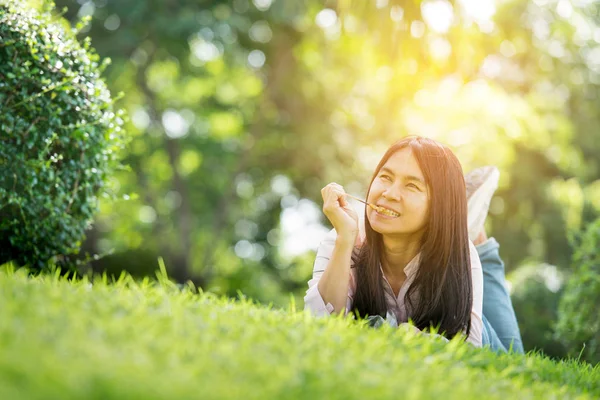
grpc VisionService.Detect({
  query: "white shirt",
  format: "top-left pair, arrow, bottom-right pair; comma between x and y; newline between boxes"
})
304,226 -> 484,347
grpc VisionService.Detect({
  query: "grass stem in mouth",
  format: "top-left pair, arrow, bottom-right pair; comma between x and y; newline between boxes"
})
345,194 -> 398,216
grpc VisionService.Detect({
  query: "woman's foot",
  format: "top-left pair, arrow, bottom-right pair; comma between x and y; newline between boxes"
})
465,166 -> 499,242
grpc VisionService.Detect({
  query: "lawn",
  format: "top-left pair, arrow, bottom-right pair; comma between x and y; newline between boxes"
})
0,264 -> 598,399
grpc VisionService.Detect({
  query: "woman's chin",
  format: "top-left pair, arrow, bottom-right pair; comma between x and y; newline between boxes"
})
368,216 -> 399,234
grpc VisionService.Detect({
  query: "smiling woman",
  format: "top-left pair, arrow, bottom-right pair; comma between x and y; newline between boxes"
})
304,136 -> 524,354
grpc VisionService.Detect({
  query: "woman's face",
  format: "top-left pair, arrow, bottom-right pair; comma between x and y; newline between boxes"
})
366,147 -> 430,238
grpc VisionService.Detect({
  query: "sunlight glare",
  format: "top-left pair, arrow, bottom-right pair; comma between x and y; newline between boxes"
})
316,9 -> 337,29
429,37 -> 452,60
458,0 -> 496,22
421,0 -> 454,34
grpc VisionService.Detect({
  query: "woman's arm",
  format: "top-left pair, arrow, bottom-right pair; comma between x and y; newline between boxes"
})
304,229 -> 357,316
316,235 -> 355,313
305,183 -> 362,316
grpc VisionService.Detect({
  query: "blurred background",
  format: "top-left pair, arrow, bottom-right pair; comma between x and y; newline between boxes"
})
39,0 -> 600,359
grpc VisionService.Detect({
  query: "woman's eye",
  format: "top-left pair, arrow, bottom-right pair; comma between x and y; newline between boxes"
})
380,175 -> 391,181
407,183 -> 420,190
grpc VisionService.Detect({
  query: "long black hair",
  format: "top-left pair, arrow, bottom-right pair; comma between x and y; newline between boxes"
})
351,136 -> 472,340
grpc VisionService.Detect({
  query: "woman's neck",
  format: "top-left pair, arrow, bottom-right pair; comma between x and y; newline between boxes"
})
381,235 -> 421,278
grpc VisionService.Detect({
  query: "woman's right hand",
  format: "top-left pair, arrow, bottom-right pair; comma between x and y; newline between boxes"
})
321,183 -> 359,244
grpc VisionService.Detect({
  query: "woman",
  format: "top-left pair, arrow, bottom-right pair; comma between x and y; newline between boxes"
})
304,136 -> 523,352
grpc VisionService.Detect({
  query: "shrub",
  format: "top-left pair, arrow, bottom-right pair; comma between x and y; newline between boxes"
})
555,218 -> 600,365
509,263 -> 567,360
0,1 -> 126,271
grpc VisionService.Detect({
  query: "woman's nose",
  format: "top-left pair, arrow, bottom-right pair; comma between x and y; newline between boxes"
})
382,185 -> 402,201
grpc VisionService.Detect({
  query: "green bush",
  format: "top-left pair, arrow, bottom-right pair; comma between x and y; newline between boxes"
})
555,218 -> 600,365
509,263 -> 567,360
0,1 -> 126,270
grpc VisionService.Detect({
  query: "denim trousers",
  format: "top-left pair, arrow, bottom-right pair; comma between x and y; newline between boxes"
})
478,237 -> 524,354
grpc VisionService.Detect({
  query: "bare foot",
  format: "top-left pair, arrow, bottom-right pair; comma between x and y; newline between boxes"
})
473,228 -> 488,246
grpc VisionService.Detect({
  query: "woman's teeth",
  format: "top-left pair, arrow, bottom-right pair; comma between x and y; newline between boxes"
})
374,206 -> 400,217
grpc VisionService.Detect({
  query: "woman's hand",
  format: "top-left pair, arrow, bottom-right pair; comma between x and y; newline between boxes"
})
321,182 -> 359,245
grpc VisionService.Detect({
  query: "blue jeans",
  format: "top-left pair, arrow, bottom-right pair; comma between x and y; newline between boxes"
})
478,238 -> 524,354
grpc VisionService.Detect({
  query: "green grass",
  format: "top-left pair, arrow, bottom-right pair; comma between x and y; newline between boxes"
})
0,265 -> 598,400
